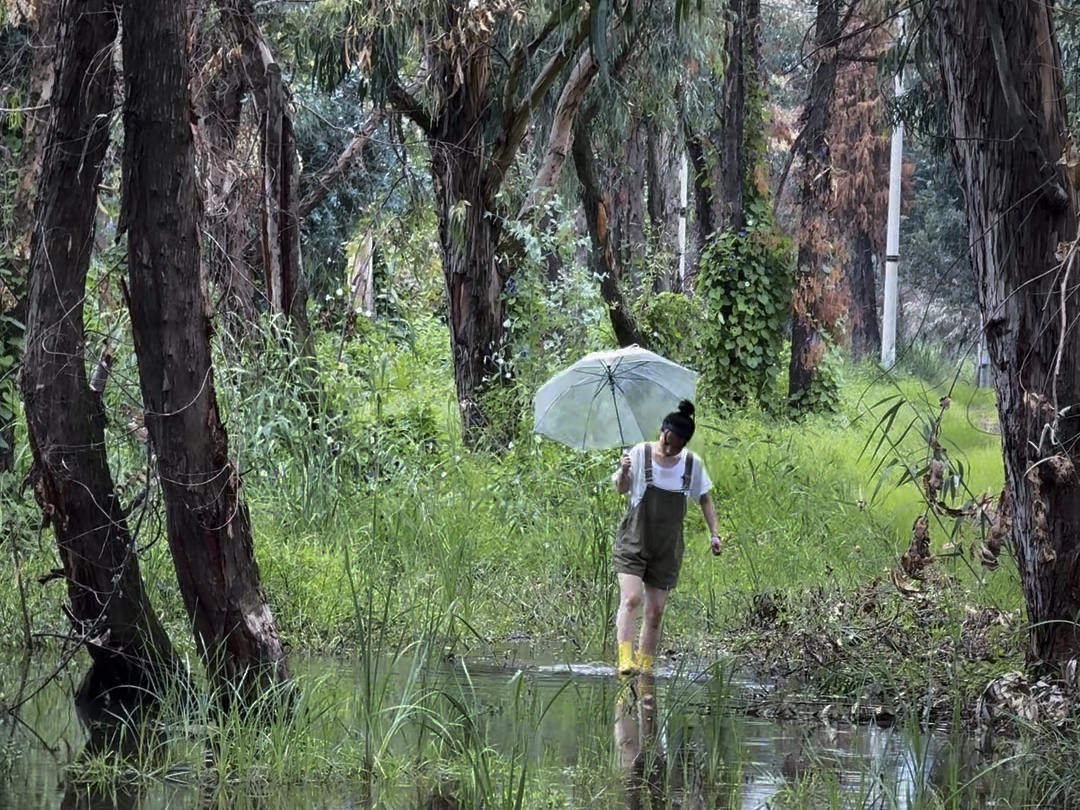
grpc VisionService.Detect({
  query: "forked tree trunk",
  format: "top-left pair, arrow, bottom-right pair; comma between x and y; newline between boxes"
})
386,2 -> 586,442
934,0 -> 1080,667
121,0 -> 289,700
21,0 -> 177,694
789,0 -> 842,405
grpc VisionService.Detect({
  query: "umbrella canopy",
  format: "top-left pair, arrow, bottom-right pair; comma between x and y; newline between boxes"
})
533,346 -> 697,450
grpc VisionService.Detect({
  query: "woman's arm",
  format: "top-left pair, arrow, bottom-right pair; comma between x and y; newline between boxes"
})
699,492 -> 719,535
700,492 -> 722,555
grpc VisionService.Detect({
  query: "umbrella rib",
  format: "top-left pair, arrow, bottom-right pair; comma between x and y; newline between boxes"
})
583,374 -> 620,448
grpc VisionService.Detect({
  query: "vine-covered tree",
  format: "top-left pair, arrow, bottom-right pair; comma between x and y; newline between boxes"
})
687,0 -> 793,408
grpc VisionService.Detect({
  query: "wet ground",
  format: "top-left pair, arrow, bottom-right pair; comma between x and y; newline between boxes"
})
0,649 -> 1022,809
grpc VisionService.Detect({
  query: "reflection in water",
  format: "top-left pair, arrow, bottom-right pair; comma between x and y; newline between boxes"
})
615,674 -> 665,809
59,661 -> 166,810
0,652 -> 1032,810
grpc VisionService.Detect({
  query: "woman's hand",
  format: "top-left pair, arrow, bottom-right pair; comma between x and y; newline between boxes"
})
710,534 -> 723,556
614,451 -> 632,494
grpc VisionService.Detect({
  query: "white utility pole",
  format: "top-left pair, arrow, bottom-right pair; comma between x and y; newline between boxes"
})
678,151 -> 689,289
881,72 -> 904,370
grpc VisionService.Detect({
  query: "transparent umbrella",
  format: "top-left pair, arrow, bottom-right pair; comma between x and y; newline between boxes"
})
533,346 -> 697,450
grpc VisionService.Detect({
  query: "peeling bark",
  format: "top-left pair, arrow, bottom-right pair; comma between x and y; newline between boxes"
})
388,3 -> 587,442
520,47 -> 599,221
789,0 -> 843,404
191,27 -> 260,333
122,0 -> 289,701
220,0 -> 314,357
934,0 -> 1080,667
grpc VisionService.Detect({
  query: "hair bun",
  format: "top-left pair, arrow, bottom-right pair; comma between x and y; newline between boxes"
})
677,399 -> 695,418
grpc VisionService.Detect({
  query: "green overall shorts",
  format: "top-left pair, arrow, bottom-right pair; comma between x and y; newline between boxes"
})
614,444 -> 695,590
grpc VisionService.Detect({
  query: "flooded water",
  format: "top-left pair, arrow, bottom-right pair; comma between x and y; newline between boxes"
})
0,650 -> 1024,809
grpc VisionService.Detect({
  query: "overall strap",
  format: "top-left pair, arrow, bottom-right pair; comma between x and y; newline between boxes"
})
681,453 -> 695,494
643,443 -> 654,485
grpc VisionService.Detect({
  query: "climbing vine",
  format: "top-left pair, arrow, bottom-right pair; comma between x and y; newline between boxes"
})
696,199 -> 793,409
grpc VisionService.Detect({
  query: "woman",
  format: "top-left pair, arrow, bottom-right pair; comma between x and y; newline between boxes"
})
611,400 -> 721,675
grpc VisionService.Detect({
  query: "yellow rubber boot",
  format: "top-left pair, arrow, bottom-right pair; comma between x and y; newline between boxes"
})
636,652 -> 654,675
617,641 -> 637,675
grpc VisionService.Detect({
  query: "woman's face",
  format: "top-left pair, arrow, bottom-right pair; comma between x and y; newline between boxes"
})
658,429 -> 685,457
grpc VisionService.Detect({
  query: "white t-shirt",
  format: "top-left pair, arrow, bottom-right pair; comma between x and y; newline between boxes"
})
612,442 -> 712,509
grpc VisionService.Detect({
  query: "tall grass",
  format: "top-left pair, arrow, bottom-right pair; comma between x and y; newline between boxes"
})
2,308 -> 1048,806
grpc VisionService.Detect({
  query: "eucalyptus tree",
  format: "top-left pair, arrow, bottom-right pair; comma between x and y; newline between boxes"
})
569,0 -> 720,347
302,0 -> 700,441
122,0 -> 291,698
930,0 -> 1080,668
21,0 -> 178,699
826,1 -> 893,361
787,0 -> 844,409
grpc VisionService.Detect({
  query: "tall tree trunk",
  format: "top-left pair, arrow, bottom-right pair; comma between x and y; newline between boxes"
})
681,0 -> 762,288
573,114 -> 648,348
385,3 -> 586,442
845,228 -> 880,360
423,2 -> 512,440
1,0 -> 56,473
684,123 -> 715,258
192,30 -> 260,335
934,0 -> 1080,667
121,0 -> 290,700
21,0 -> 177,695
645,119 -> 680,293
223,0 -> 316,373
430,129 -> 506,434
789,0 -> 843,405
715,0 -> 752,233
609,120 -> 650,296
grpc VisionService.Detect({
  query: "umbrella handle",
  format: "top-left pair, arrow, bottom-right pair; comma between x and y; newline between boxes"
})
608,369 -> 626,448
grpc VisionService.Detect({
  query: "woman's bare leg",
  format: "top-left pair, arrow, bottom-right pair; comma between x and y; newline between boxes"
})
616,573 -> 644,643
638,584 -> 669,659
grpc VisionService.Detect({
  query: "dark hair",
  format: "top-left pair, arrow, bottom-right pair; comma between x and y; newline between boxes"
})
662,399 -> 696,443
